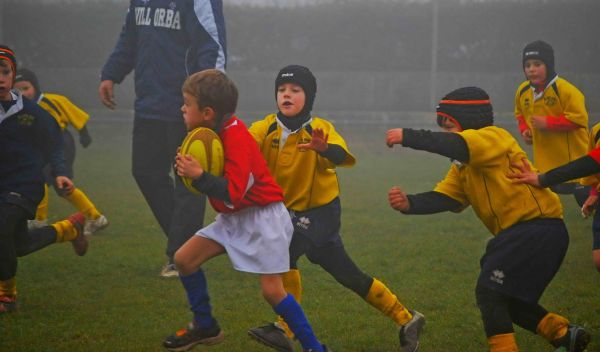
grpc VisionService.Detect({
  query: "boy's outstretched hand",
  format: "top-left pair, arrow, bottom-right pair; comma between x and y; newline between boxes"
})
388,186 -> 410,212
175,153 -> 204,179
386,128 -> 403,148
507,158 -> 541,187
298,128 -> 328,152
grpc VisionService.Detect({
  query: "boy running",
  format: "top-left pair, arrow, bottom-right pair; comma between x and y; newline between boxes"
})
0,45 -> 88,314
164,69 -> 329,352
248,65 -> 424,352
14,68 -> 108,235
386,86 -> 590,352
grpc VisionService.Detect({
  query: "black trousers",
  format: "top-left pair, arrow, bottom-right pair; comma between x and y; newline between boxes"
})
131,117 -> 206,260
0,203 -> 57,281
289,231 -> 373,298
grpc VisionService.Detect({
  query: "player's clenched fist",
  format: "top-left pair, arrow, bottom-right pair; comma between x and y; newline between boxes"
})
386,128 -> 404,148
388,186 -> 410,212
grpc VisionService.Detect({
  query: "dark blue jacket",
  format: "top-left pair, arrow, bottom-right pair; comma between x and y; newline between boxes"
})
101,0 -> 227,121
0,91 -> 66,215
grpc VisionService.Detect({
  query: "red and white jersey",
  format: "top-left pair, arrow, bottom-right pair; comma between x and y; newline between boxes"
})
209,116 -> 284,213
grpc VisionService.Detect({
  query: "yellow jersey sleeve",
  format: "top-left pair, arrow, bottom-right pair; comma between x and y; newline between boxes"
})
433,165 -> 469,208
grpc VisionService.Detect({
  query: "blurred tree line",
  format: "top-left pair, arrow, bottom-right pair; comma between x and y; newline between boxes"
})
3,0 -> 598,73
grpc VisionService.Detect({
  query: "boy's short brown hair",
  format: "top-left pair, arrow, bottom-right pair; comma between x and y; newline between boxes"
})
183,69 -> 238,119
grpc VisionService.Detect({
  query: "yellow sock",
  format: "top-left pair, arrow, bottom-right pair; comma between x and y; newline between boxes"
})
276,269 -> 302,339
365,278 -> 412,325
35,184 -> 49,221
537,312 -> 569,342
65,188 -> 101,219
0,278 -> 17,297
488,333 -> 519,352
52,220 -> 78,242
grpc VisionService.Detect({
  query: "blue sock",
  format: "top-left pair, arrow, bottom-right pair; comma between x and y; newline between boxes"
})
274,294 -> 322,352
179,269 -> 216,329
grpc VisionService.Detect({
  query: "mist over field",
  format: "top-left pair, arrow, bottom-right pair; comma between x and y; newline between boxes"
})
1,0 -> 598,122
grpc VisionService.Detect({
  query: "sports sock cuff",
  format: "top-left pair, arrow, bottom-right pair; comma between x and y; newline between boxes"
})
274,294 -> 322,351
66,188 -> 101,219
52,220 -> 77,242
488,333 -> 518,352
537,312 -> 569,342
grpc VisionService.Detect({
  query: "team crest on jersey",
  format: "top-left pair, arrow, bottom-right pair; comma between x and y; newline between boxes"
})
298,137 -> 310,152
523,98 -> 530,110
544,96 -> 557,107
17,114 -> 35,126
271,138 -> 279,149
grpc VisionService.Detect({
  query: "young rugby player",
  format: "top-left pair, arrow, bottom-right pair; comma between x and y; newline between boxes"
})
515,40 -> 590,206
164,69 -> 329,352
0,46 -> 88,314
386,86 -> 590,352
509,122 -> 600,273
248,65 -> 424,352
14,68 -> 108,235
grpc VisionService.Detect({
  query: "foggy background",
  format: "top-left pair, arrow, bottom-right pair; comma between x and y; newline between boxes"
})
1,0 -> 598,125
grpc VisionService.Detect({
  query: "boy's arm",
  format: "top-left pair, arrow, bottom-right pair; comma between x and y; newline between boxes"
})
318,144 -> 347,165
404,191 -> 463,214
184,0 -> 227,72
191,173 -> 230,201
538,152 -> 600,187
400,128 -> 470,162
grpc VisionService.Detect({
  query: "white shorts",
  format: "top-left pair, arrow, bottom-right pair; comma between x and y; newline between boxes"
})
196,202 -> 293,274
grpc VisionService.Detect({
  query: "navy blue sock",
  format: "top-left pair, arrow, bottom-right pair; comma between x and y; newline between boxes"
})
179,269 -> 216,329
274,294 -> 322,351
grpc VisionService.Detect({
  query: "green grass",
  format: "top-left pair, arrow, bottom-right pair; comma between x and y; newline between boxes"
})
1,119 -> 599,351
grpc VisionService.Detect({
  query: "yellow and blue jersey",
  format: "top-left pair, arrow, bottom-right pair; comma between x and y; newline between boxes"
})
434,126 -> 563,235
249,114 -> 355,212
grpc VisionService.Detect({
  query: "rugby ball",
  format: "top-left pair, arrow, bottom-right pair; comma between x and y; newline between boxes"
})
179,127 -> 224,195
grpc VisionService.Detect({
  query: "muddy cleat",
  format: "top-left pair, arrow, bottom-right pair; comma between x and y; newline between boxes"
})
84,214 -> 109,236
67,212 -> 88,256
163,322 -> 224,351
159,262 -> 179,278
552,325 -> 591,352
248,323 -> 294,352
399,310 -> 425,352
0,295 -> 17,314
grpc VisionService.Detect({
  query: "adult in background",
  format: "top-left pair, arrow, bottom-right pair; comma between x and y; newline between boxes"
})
99,0 -> 226,277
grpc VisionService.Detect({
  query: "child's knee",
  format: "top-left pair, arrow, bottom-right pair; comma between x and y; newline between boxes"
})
173,251 -> 191,273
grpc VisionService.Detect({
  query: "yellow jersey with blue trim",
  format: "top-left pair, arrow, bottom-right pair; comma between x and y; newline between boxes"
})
37,93 -> 89,131
434,126 -> 563,235
514,76 -> 589,173
249,114 -> 355,212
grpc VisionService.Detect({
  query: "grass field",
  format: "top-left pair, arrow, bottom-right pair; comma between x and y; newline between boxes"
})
1,114 -> 599,352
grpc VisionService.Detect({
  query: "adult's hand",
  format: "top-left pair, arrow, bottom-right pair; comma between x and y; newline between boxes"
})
99,80 -> 116,109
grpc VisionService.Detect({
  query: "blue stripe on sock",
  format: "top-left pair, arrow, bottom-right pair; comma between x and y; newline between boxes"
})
179,269 -> 216,329
274,294 -> 322,351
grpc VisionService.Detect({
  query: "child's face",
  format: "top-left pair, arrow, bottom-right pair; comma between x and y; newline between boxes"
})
277,83 -> 306,117
14,80 -> 36,100
524,59 -> 547,85
181,92 -> 216,130
438,116 -> 462,132
0,61 -> 14,101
